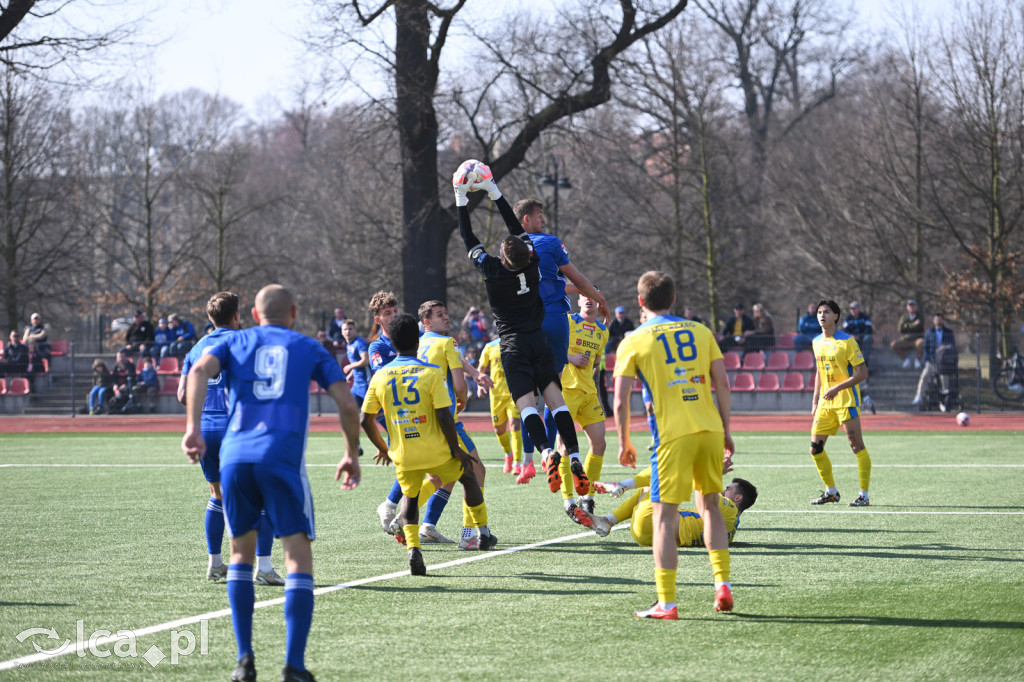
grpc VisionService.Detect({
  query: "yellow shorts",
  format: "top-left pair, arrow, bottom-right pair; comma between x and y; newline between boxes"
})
649,431 -> 724,505
563,388 -> 606,427
812,405 -> 860,436
489,392 -> 520,426
629,498 -> 705,547
395,457 -> 464,499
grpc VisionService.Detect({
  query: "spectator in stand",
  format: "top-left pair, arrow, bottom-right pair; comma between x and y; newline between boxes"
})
22,313 -> 51,362
682,306 -> 706,326
152,317 -> 173,359
110,349 -> 137,412
326,307 -> 348,354
607,306 -> 635,353
124,309 -> 155,357
747,303 -> 776,352
462,306 -> 491,349
1,330 -> 30,376
842,301 -> 874,366
891,299 -> 925,369
464,346 -> 481,396
136,356 -> 160,413
164,313 -> 197,359
912,312 -> 959,410
316,330 -> 334,355
88,358 -> 113,414
794,302 -> 822,352
719,303 -> 754,353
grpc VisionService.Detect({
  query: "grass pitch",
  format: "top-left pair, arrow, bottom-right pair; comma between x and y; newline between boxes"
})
0,429 -> 1022,680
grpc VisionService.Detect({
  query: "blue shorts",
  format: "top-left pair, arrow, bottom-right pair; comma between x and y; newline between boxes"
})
200,428 -> 225,483
543,312 -> 570,375
455,421 -> 476,453
220,463 -> 315,540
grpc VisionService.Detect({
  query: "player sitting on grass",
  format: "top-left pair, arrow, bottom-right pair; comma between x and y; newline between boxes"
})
361,313 -> 496,574
579,456 -> 757,547
808,298 -> 874,508
454,160 -> 588,497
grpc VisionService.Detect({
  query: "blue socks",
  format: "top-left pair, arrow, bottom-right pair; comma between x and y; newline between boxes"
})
543,406 -> 558,447
227,564 -> 255,658
386,479 -> 403,505
423,488 -> 451,526
205,497 -> 224,555
257,512 -> 273,558
284,573 -> 315,672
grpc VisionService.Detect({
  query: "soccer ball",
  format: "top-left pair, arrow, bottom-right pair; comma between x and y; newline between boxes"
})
956,411 -> 970,427
453,159 -> 492,190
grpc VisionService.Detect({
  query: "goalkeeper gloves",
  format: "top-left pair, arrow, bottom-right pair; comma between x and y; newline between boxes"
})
470,162 -> 502,200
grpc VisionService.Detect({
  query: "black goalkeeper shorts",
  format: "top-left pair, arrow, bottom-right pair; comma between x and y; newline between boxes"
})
499,328 -> 561,402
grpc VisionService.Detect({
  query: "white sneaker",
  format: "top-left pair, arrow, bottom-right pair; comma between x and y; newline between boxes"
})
902,358 -> 912,369
457,529 -> 480,551
254,568 -> 286,586
575,508 -> 614,537
419,525 -> 455,544
377,501 -> 397,534
388,515 -> 402,537
914,358 -> 922,369
206,563 -> 228,581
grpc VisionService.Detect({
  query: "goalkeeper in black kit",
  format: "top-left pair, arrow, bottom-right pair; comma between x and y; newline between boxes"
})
453,160 -> 588,496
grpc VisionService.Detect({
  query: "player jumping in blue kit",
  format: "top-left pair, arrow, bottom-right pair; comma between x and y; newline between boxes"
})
179,292 -> 283,585
182,284 -> 361,682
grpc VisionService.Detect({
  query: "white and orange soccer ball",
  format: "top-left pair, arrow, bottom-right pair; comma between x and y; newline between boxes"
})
453,159 -> 492,191
956,411 -> 970,427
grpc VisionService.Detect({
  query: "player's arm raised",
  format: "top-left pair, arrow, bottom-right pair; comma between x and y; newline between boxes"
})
181,353 -> 219,463
327,379 -> 362,490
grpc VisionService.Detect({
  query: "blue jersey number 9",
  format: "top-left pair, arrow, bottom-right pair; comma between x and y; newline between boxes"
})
655,330 -> 697,364
254,346 -> 288,399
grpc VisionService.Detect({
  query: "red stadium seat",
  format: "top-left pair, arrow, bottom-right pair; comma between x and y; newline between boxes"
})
157,356 -> 180,375
742,351 -> 765,371
731,372 -> 755,392
765,351 -> 790,371
50,339 -> 69,356
791,351 -> 815,371
0,378 -> 6,394
157,375 -> 178,395
781,372 -> 806,391
7,377 -> 29,395
778,332 -> 797,350
723,352 -> 741,371
756,373 -> 780,391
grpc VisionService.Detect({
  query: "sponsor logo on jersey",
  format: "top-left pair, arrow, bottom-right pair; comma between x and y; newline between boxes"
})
413,415 -> 428,424
404,432 -> 420,439
683,394 -> 699,401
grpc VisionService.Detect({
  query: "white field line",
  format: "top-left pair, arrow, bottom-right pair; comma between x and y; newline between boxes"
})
746,509 -> 1024,515
2,462 -> 1023,469
0,529 -> 593,672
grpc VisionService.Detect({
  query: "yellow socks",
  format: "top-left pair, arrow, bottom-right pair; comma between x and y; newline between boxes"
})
812,451 -> 835,488
854,448 -> 871,492
467,501 -> 488,528
462,486 -> 483,527
404,524 -> 421,550
584,452 -> 602,494
512,430 -> 523,463
654,568 -> 677,605
496,430 -> 511,454
708,548 -> 730,583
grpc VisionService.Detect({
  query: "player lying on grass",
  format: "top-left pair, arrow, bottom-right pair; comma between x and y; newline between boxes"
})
454,160 -> 589,497
361,313 -> 496,575
578,456 -> 757,547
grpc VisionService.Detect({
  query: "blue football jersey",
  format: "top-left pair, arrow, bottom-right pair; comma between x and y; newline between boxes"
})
346,335 -> 372,397
205,325 -> 345,468
526,232 -> 571,313
368,334 -> 397,375
182,327 -> 235,431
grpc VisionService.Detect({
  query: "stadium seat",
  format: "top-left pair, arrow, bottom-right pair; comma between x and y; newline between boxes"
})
0,378 -> 6,394
157,356 -> 180,375
766,351 -> 791,371
792,351 -> 815,371
781,372 -> 806,391
723,352 -> 741,371
731,372 -> 755,392
741,351 -> 765,371
157,375 -> 178,395
7,377 -> 29,396
756,373 -> 780,391
778,332 -> 797,350
50,339 -> 69,356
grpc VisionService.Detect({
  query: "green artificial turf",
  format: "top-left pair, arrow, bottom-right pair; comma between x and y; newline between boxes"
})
0,430 -> 1021,680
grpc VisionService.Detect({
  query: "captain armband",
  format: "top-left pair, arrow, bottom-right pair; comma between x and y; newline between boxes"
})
468,245 -> 485,261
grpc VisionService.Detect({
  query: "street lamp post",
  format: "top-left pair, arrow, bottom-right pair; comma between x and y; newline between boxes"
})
537,155 -> 572,236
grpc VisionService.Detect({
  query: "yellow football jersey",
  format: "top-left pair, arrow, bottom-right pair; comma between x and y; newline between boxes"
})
479,339 -> 510,400
362,357 -> 453,470
812,331 -> 864,409
561,313 -> 609,394
417,331 -> 464,415
613,314 -> 724,442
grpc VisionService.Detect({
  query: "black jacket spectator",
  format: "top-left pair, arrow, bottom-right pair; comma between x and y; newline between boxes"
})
125,310 -> 155,355
607,307 -> 635,353
2,331 -> 30,376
